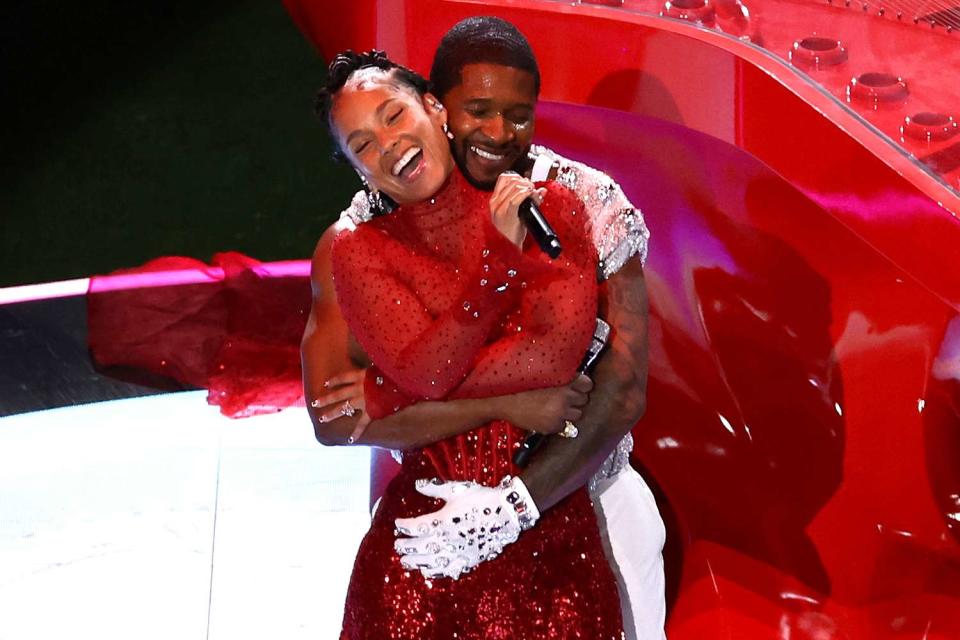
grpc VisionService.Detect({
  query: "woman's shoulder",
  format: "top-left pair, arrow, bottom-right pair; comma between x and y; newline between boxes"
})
328,216 -> 376,262
533,180 -> 597,264
329,210 -> 413,272
537,180 -> 588,231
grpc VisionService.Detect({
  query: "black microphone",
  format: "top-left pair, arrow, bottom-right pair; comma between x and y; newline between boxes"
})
509,157 -> 563,259
513,318 -> 611,468
519,198 -> 562,259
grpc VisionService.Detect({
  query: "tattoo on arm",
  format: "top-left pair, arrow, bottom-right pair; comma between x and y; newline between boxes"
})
607,259 -> 648,315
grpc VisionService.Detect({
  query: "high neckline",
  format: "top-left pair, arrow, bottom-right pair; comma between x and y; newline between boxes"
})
396,168 -> 478,231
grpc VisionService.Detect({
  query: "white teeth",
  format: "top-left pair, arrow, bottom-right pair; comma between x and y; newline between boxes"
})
471,146 -> 505,161
392,147 -> 421,176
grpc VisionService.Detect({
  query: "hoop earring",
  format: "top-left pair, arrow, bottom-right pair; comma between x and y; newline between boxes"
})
442,122 -> 454,140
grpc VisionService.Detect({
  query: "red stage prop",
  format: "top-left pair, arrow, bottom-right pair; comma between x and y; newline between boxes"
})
282,0 -> 960,637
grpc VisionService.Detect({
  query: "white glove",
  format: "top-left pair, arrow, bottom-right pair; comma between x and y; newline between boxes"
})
394,475 -> 540,580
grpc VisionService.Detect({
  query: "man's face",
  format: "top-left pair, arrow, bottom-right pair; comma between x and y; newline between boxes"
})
442,63 -> 537,190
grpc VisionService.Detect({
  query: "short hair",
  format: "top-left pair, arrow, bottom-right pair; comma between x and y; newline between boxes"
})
430,17 -> 540,100
314,50 -> 430,161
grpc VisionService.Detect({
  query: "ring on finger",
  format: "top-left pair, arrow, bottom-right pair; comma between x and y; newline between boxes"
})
559,420 -> 579,439
341,400 -> 358,417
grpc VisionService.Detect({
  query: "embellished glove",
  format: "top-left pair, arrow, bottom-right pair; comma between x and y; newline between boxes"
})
393,475 -> 540,580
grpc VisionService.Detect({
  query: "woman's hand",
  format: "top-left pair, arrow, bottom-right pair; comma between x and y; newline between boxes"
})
489,172 -> 545,249
310,368 -> 371,442
499,374 -> 593,434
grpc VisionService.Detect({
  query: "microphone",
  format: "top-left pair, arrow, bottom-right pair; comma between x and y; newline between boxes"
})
519,199 -> 562,259
513,318 -> 611,468
518,152 -> 562,258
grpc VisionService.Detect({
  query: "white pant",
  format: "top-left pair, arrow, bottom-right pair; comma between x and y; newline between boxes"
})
590,466 -> 667,640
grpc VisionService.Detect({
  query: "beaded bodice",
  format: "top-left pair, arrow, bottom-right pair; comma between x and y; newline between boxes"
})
331,170 -> 598,484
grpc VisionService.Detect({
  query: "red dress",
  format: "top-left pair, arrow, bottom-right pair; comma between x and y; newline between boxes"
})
331,170 -> 624,639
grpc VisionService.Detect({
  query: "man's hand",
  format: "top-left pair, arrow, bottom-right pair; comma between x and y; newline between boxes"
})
309,368 -> 370,441
501,374 -> 593,434
394,476 -> 539,579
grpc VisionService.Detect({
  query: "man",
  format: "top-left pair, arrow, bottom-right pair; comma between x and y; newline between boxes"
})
301,17 -> 665,639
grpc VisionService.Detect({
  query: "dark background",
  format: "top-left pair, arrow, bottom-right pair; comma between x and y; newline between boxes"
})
1,0 -> 355,287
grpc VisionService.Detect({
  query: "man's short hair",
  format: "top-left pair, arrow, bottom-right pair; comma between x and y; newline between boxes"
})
430,16 -> 541,100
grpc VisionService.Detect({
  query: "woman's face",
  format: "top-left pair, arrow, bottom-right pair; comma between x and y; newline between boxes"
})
331,69 -> 454,205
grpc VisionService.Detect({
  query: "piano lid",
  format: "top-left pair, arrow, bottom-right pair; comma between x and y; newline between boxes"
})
575,0 -> 960,199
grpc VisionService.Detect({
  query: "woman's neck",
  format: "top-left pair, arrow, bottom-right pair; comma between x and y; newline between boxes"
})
394,168 -> 478,231
404,169 -> 464,210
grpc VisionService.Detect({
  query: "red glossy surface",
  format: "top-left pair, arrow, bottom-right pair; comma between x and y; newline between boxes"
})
537,101 -> 960,638
284,0 -> 960,636
286,0 -> 960,306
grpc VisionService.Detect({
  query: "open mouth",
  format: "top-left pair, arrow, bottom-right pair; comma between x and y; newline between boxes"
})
392,147 -> 424,181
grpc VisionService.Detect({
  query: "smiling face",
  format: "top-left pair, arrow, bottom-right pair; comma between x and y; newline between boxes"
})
330,68 -> 454,205
441,63 -> 538,190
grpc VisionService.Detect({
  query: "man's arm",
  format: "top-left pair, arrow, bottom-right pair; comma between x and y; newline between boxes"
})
520,256 -> 649,510
321,384 -> 588,450
302,224 -> 358,445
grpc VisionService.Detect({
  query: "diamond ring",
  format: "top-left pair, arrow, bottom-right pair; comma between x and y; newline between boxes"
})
341,400 -> 358,417
559,420 -> 579,438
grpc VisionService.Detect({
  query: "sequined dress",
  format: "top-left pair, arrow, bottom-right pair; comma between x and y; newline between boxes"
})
331,170 -> 624,639
338,144 -> 650,483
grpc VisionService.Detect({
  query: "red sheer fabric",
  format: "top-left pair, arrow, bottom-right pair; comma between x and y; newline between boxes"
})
87,252 -> 310,417
332,171 -> 622,639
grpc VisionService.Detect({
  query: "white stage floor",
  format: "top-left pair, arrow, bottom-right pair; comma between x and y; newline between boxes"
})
0,392 -> 370,639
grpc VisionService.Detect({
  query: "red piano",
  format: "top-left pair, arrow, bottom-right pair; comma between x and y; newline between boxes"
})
283,1 -> 960,637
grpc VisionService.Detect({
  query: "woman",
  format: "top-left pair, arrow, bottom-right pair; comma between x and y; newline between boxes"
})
317,50 -> 624,638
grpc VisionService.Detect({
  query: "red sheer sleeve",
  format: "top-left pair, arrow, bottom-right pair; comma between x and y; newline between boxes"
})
332,219 -> 541,408
451,182 -> 599,398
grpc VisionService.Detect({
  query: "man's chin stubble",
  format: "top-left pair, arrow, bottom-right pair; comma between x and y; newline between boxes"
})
452,149 -> 498,191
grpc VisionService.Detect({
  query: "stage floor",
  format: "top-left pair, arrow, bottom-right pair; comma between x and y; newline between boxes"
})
0,392 -> 370,639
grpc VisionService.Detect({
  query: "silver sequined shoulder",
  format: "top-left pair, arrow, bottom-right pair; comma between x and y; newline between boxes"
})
340,190 -> 374,226
530,145 -> 650,280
